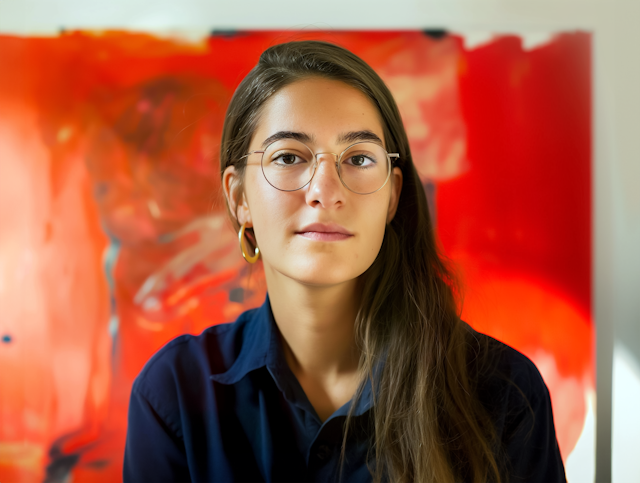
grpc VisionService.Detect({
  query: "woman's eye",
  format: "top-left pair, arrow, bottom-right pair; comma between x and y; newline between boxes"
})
345,154 -> 375,167
273,153 -> 304,166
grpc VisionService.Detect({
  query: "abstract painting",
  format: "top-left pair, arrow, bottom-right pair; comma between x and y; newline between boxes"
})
0,30 -> 592,482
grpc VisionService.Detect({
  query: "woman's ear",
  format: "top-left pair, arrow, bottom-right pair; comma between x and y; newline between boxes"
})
386,166 -> 403,224
222,165 -> 252,227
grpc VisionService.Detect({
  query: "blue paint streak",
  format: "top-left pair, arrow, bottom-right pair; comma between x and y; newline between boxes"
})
102,232 -> 121,357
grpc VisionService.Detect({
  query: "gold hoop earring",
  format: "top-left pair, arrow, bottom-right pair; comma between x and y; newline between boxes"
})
238,222 -> 260,264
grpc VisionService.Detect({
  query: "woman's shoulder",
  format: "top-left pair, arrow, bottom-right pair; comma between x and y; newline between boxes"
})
462,326 -> 566,480
464,323 -> 549,399
133,306 -> 263,397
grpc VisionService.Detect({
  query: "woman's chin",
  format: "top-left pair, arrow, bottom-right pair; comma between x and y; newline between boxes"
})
268,256 -> 370,288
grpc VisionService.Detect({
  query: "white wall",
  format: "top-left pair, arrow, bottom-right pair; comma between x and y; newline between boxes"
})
1,1 -> 638,481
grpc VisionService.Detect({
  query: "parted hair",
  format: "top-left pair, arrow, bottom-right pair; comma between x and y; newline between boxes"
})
220,40 -> 503,483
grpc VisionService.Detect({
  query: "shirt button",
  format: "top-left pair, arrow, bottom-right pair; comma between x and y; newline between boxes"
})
316,444 -> 332,461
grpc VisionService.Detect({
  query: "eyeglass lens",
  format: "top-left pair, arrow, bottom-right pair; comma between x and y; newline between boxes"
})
260,139 -> 390,194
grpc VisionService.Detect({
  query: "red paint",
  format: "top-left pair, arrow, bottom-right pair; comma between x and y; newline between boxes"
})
0,31 -> 592,481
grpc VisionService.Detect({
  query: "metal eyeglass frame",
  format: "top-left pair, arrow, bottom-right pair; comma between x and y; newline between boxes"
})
241,140 -> 400,195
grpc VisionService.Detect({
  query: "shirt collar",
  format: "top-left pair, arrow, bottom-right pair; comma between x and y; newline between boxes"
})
210,294 -> 373,417
208,295 -> 273,385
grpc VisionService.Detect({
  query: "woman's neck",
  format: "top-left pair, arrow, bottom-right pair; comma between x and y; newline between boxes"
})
263,263 -> 363,421
266,266 -> 362,421
266,267 -> 362,378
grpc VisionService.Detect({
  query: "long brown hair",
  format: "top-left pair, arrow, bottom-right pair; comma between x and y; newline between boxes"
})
220,40 -> 502,483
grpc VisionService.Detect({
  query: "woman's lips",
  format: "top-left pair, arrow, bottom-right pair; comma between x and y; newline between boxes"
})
296,222 -> 354,241
297,231 -> 353,241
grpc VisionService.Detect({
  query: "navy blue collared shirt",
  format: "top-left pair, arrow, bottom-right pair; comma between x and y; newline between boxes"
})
124,296 -> 566,482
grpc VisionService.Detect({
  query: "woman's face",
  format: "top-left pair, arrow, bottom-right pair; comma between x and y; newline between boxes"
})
224,77 -> 402,288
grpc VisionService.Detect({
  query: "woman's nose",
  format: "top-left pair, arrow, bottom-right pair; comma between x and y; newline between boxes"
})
305,153 -> 345,208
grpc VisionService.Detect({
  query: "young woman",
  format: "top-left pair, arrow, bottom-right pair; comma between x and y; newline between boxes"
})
124,41 -> 566,483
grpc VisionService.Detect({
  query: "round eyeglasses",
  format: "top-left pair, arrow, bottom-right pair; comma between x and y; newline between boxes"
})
242,139 -> 399,195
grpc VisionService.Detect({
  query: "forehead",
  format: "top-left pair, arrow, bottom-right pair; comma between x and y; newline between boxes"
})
253,77 -> 385,146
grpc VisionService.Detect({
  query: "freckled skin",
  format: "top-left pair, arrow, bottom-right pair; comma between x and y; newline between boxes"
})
226,78 -> 402,288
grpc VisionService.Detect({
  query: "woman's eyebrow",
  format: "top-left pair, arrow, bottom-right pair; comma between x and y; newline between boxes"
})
337,130 -> 383,144
261,131 -> 314,148
261,130 -> 382,148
